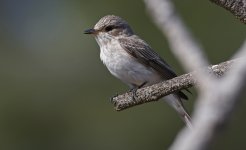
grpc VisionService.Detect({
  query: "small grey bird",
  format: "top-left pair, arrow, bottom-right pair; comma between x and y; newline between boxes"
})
84,15 -> 192,128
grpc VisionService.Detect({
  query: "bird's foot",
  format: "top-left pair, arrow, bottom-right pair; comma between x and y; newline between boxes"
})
128,88 -> 138,102
128,82 -> 147,102
110,93 -> 118,104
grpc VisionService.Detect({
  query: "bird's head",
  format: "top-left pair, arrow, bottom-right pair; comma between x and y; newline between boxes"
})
84,15 -> 134,40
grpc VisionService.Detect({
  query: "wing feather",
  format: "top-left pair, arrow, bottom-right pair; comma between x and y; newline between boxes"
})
119,36 -> 189,100
119,36 -> 177,79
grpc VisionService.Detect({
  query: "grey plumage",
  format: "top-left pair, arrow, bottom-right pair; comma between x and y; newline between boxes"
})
84,15 -> 192,128
118,36 -> 189,100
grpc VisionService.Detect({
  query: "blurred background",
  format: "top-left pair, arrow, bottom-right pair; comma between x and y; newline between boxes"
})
0,0 -> 245,150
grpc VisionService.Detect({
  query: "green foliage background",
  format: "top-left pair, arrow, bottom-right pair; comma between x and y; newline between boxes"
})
0,0 -> 245,149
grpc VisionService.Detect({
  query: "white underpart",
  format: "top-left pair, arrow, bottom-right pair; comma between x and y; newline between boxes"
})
96,33 -> 162,88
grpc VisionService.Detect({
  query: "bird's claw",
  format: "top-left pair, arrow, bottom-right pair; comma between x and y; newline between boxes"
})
129,88 -> 138,102
110,93 -> 118,104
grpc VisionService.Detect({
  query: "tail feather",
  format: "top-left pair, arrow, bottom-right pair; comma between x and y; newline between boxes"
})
164,94 -> 193,129
180,108 -> 193,129
177,91 -> 189,100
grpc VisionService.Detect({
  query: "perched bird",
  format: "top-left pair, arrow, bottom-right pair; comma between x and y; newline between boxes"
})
84,15 -> 192,128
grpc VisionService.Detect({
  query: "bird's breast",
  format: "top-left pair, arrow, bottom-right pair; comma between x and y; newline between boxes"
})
99,39 -> 132,74
98,39 -> 162,87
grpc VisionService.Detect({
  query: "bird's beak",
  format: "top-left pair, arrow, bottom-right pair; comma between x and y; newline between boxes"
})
84,28 -> 96,34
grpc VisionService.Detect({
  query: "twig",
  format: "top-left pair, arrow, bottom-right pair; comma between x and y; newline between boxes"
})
112,60 -> 234,111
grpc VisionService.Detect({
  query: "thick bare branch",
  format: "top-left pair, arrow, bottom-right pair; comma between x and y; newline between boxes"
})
210,0 -> 246,24
112,60 -> 234,111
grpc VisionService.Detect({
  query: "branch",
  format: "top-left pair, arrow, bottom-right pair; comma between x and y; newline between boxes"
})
210,0 -> 246,24
111,59 -> 234,111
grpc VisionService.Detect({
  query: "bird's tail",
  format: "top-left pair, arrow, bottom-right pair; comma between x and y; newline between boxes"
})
164,94 -> 193,129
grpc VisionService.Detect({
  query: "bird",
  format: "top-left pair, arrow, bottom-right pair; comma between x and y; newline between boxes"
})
84,15 -> 192,128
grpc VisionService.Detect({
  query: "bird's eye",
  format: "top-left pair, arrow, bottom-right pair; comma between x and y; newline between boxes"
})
105,26 -> 114,32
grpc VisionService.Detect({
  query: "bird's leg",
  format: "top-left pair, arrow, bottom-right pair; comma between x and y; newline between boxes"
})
129,87 -> 137,101
129,81 -> 147,101
138,81 -> 147,88
111,81 -> 148,103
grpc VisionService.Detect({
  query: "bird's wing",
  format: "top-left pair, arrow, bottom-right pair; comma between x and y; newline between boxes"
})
119,36 -> 189,100
119,36 -> 177,80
